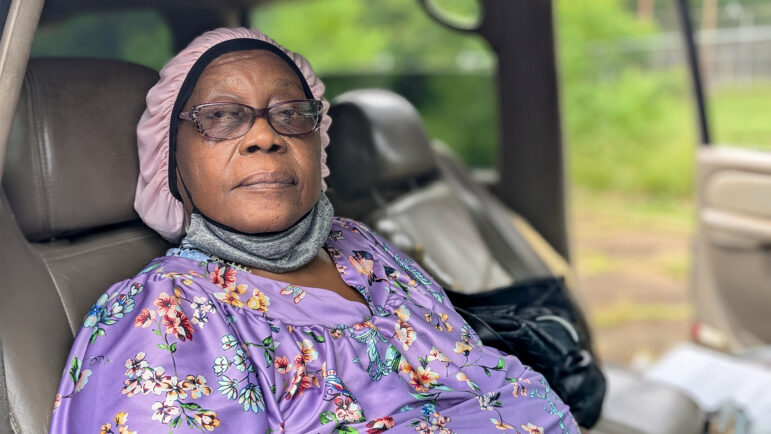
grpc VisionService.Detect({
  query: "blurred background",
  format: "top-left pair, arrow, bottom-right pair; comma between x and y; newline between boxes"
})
31,0 -> 771,366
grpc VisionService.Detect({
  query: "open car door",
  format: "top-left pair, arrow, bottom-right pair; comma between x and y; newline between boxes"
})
673,0 -> 771,351
693,147 -> 771,349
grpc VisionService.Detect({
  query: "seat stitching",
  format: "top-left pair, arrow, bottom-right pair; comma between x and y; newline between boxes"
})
23,69 -> 48,238
41,231 -> 161,262
28,66 -> 55,237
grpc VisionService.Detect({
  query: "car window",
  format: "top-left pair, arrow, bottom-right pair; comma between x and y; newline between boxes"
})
30,9 -> 172,71
0,0 -> 10,39
251,0 -> 499,169
691,0 -> 771,150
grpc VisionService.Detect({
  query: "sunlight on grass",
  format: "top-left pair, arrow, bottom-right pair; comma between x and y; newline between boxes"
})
579,250 -> 616,275
569,80 -> 771,198
572,188 -> 693,284
571,188 -> 695,232
653,251 -> 691,280
711,81 -> 771,150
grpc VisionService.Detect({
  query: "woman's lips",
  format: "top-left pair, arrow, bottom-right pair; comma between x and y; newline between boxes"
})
235,171 -> 297,190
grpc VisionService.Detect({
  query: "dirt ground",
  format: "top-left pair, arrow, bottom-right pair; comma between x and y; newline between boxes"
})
569,189 -> 695,367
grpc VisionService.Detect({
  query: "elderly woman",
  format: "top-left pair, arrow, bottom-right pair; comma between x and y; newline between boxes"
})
50,28 -> 577,433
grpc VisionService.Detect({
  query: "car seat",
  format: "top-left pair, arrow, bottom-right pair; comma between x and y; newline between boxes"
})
326,89 -> 557,293
325,88 -> 707,434
0,58 -> 169,433
0,60 -> 707,433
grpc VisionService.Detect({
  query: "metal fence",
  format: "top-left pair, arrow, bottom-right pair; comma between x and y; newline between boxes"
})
590,25 -> 771,86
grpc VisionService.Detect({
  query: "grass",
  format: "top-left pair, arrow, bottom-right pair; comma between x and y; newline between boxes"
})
568,79 -> 771,198
711,82 -> 771,150
571,187 -> 694,364
591,301 -> 692,328
571,187 -> 694,281
571,188 -> 694,232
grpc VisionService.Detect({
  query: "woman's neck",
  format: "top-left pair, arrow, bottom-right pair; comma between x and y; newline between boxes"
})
243,249 -> 370,309
183,193 -> 334,273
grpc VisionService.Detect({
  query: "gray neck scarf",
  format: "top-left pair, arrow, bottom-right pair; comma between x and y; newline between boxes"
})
183,193 -> 334,273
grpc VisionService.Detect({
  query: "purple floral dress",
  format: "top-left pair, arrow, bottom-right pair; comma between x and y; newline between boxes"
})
50,217 -> 578,433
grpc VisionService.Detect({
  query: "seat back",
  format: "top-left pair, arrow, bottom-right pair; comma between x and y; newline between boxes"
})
0,58 -> 169,433
327,89 -> 551,293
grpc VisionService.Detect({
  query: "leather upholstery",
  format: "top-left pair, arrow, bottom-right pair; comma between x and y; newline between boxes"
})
1,191 -> 76,434
593,366 -> 706,434
0,58 -> 169,434
0,342 -> 9,434
34,223 -> 170,334
328,89 -> 544,293
326,89 -> 437,200
3,58 -> 158,241
370,181 -> 513,292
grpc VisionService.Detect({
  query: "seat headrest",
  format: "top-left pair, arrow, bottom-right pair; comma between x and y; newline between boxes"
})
327,89 -> 437,200
3,58 -> 158,241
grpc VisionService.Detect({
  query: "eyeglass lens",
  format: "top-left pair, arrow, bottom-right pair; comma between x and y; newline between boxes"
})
197,101 -> 321,139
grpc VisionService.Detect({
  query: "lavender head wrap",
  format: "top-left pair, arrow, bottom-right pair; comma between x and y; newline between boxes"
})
134,27 -> 332,242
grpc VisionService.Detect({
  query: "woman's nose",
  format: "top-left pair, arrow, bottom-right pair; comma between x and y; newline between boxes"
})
238,116 -> 287,154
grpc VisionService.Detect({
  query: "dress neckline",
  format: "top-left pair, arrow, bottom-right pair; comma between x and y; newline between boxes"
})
164,225 -> 385,327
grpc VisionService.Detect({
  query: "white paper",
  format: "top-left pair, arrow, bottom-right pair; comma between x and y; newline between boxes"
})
645,342 -> 771,432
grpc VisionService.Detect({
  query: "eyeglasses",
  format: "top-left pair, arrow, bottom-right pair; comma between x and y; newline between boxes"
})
178,99 -> 323,140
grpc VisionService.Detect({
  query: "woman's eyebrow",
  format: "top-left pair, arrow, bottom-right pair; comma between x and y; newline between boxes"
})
193,91 -> 241,104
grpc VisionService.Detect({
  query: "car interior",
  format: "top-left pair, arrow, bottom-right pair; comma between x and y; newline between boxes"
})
1,0 -> 769,433
0,56 -> 706,433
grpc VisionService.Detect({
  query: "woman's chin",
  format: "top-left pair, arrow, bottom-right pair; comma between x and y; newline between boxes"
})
226,217 -> 294,234
200,190 -> 318,234
218,208 -> 307,234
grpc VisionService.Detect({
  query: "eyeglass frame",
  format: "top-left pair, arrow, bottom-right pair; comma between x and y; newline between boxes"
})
178,99 -> 324,140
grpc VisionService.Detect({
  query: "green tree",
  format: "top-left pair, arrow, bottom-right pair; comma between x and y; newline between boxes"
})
251,0 -> 492,73
558,0 -> 693,197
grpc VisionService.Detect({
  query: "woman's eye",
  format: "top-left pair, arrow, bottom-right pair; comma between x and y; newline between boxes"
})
205,109 -> 243,122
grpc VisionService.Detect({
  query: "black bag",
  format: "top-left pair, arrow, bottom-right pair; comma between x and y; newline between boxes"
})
445,277 -> 606,428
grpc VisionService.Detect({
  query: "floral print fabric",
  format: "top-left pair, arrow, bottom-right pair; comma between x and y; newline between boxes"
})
50,217 -> 578,433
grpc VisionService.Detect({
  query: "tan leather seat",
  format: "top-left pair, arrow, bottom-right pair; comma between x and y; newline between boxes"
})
0,58 -> 170,433
594,365 -> 706,434
327,89 -> 551,293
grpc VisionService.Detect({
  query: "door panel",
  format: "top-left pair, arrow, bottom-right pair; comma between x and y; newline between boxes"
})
693,146 -> 771,350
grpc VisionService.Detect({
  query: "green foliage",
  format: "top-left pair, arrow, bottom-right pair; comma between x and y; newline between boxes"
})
711,82 -> 771,150
323,73 -> 498,168
256,0 -> 705,197
251,0 -> 492,73
32,10 -> 172,70
252,0 -> 501,168
423,0 -> 483,28
558,0 -> 696,198
30,0 -> 770,198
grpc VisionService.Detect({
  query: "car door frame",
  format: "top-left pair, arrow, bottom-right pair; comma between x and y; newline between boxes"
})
0,0 -> 44,180
676,0 -> 771,350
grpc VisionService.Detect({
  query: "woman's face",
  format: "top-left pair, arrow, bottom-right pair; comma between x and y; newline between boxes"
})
176,50 -> 322,234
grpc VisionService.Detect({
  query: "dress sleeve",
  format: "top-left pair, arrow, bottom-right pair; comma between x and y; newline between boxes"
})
352,219 -> 458,311
349,221 -> 580,433
49,266 -> 277,433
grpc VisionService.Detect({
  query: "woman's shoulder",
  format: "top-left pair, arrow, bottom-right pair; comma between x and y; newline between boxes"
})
328,216 -> 386,254
52,254 -> 276,432
86,254 -> 212,315
329,216 -> 398,255
330,216 -> 374,238
75,255 -> 218,349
